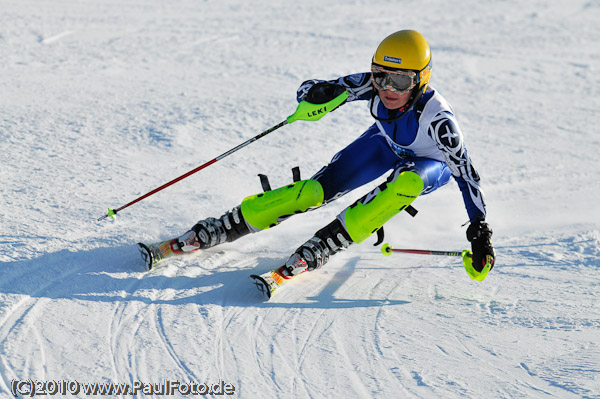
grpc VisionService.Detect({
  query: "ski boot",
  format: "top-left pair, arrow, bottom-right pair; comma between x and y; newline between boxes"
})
138,206 -> 251,270
250,219 -> 353,298
286,218 -> 353,274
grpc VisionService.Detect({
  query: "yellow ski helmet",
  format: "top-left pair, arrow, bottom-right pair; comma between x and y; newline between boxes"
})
372,30 -> 432,93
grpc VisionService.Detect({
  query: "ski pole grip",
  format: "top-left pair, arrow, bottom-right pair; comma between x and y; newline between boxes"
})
286,90 -> 349,123
462,249 -> 491,281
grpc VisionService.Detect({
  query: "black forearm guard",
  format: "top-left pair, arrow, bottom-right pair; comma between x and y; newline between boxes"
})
305,82 -> 347,105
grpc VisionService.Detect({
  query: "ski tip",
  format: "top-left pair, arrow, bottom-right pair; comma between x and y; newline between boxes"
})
249,275 -> 272,300
137,242 -> 153,271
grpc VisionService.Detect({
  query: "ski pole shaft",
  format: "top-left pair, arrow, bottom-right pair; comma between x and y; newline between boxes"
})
97,90 -> 350,221
382,243 -> 491,282
97,120 -> 288,221
381,243 -> 463,257
381,243 -> 492,281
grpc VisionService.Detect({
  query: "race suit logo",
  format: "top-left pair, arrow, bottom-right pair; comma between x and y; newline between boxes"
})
390,141 -> 416,158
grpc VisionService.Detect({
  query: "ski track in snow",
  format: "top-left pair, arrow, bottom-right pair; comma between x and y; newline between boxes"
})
1,0 -> 600,398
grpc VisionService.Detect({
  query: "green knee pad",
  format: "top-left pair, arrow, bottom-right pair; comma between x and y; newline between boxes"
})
342,171 -> 424,244
241,179 -> 324,230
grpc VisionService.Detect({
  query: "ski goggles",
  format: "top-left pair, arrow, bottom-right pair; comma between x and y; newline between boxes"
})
371,64 -> 417,94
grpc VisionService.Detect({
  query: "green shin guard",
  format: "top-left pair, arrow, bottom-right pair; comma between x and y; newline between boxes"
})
241,179 -> 325,230
342,171 -> 424,244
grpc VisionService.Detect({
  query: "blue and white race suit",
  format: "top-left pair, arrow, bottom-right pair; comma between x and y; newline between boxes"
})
297,73 -> 486,222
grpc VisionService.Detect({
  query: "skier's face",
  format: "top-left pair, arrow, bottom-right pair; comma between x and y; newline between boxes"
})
378,89 -> 411,110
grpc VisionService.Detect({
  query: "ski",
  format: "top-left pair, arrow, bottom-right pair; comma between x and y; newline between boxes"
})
137,239 -> 181,270
138,238 -> 301,298
250,266 -> 300,299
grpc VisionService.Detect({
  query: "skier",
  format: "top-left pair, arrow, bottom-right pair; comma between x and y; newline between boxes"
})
140,30 -> 496,281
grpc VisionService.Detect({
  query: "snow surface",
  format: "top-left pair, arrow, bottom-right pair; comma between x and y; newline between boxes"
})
1,0 -> 599,398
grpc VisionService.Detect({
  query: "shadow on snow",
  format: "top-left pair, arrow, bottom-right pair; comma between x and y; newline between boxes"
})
0,247 -> 410,310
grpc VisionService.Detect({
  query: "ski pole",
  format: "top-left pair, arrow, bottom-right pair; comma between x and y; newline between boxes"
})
380,243 -> 490,282
380,243 -> 464,257
97,91 -> 349,221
